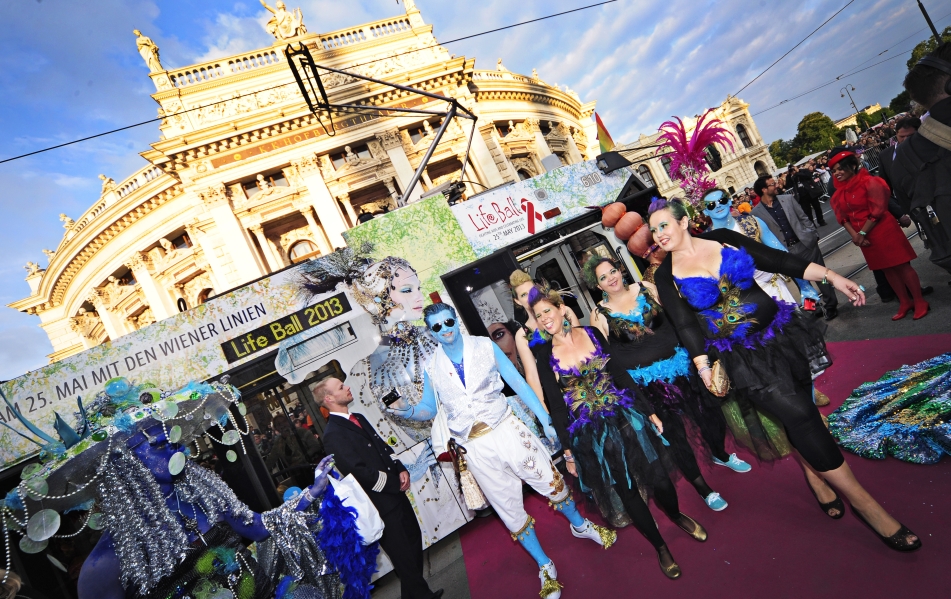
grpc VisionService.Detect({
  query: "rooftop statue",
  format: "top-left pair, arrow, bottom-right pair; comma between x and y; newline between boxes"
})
261,0 -> 307,40
133,29 -> 163,72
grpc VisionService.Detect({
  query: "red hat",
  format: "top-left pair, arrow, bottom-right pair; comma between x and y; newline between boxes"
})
828,149 -> 854,167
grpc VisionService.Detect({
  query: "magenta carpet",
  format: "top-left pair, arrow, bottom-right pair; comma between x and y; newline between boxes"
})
458,334 -> 951,598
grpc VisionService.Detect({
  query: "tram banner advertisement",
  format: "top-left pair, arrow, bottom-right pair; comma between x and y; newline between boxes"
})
0,264 -> 352,470
450,159 -> 632,257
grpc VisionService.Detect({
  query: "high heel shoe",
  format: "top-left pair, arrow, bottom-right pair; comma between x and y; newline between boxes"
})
913,301 -> 930,320
674,513 -> 707,542
852,508 -> 922,552
808,485 -> 844,519
656,545 -> 681,579
891,302 -> 914,321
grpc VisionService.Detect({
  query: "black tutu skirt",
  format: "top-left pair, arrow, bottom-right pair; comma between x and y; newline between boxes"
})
641,374 -> 726,468
708,303 -> 829,397
570,405 -> 675,525
707,304 -> 829,461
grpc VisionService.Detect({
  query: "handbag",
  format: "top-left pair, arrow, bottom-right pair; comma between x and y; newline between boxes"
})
448,439 -> 488,511
709,359 -> 731,397
328,474 -> 385,545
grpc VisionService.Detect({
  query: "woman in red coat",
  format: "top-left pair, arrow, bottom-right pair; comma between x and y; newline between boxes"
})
829,149 -> 928,320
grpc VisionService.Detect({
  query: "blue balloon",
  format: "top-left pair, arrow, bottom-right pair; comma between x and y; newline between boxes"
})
283,487 -> 303,502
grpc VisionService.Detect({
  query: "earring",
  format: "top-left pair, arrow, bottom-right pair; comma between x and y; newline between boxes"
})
602,291 -> 609,303
562,317 -> 571,332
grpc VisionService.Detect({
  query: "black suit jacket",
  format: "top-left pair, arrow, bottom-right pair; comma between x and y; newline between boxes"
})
322,412 -> 408,516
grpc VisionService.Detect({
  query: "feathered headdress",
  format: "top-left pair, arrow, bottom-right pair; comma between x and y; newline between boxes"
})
296,241 -> 374,298
655,109 -> 735,209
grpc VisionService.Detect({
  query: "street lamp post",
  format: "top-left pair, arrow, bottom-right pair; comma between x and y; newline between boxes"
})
840,84 -> 865,131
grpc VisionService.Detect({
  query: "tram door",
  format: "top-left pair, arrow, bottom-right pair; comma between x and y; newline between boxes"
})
520,245 -> 594,326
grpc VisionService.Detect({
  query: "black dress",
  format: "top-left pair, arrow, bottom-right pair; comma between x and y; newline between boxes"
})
597,284 -> 729,482
653,229 -> 843,472
535,327 -> 680,547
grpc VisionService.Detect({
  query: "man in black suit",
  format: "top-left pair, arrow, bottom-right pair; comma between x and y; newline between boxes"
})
317,377 -> 442,599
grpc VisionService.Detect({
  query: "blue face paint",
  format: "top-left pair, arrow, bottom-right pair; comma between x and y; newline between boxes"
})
425,309 -> 460,348
702,190 -> 733,223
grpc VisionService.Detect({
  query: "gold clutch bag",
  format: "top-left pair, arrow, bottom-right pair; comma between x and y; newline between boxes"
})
710,360 -> 731,397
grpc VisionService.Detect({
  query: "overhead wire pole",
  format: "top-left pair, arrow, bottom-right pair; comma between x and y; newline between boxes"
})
918,0 -> 942,42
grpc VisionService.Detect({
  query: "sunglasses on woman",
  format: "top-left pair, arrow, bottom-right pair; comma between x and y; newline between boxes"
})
429,318 -> 455,332
704,194 -> 731,211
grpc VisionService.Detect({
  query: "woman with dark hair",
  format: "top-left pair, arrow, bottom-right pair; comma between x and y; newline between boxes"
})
647,197 -> 921,552
528,286 -> 708,579
829,149 -> 928,320
584,256 -> 748,513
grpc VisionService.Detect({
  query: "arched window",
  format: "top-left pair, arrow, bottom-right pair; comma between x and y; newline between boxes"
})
754,161 -> 769,177
289,240 -> 320,263
517,169 -> 533,181
637,165 -> 656,187
736,124 -> 753,148
660,156 -> 673,179
197,289 -> 213,305
704,145 -> 723,171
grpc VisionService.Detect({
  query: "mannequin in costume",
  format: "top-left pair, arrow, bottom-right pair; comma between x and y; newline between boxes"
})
1,379 -> 375,599
585,256 -> 748,514
528,287 -> 709,579
388,304 -> 615,599
649,197 -> 921,552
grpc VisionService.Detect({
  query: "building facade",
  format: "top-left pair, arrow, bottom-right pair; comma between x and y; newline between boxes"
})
11,1 -> 600,362
616,96 -> 777,197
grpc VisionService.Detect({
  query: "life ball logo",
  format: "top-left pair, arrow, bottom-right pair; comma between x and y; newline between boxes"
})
521,191 -> 563,235
521,198 -> 543,234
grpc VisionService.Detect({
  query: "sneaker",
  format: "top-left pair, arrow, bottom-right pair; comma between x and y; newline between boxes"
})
704,492 -> 728,511
571,519 -> 617,549
713,453 -> 752,473
539,561 -> 563,599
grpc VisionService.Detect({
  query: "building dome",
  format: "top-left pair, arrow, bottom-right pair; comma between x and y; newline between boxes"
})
10,3 -> 598,362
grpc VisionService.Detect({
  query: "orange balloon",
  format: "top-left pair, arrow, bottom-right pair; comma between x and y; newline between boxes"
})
614,211 -> 644,241
601,202 -> 627,228
627,225 -> 653,257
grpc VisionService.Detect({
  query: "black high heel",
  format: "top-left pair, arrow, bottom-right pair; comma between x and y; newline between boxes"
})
852,508 -> 922,552
808,485 -> 844,519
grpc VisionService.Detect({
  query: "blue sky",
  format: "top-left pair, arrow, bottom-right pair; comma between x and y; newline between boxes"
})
0,0 -> 948,379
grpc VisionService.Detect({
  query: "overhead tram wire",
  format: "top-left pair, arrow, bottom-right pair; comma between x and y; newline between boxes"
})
733,0 -> 856,96
751,12 -> 951,118
0,0 -> 619,166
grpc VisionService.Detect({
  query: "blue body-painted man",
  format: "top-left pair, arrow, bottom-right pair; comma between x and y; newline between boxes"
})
702,188 -> 820,305
388,303 -> 615,599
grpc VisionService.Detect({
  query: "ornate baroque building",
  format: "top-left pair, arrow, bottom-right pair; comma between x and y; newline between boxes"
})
10,2 -> 599,362
617,97 -> 777,197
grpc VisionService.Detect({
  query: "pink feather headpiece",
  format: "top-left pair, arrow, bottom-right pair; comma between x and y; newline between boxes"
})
655,109 -> 735,209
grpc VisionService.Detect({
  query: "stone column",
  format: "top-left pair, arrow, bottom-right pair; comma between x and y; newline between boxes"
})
125,253 -> 175,321
87,289 -> 125,340
299,208 -> 332,255
291,155 -> 349,249
565,130 -> 584,164
185,223 -> 230,288
469,126 -> 506,188
525,118 -> 553,159
338,192 -> 358,226
249,224 -> 281,272
384,179 -> 401,210
199,184 -> 266,281
377,129 -> 423,204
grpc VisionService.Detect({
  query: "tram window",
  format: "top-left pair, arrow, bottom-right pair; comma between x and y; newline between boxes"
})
532,258 -> 585,324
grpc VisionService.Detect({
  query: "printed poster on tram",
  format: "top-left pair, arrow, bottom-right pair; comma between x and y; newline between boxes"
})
450,159 -> 633,257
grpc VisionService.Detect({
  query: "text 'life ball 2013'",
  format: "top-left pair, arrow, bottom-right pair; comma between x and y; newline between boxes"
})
627,225 -> 654,258
614,211 -> 644,241
601,202 -> 627,228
